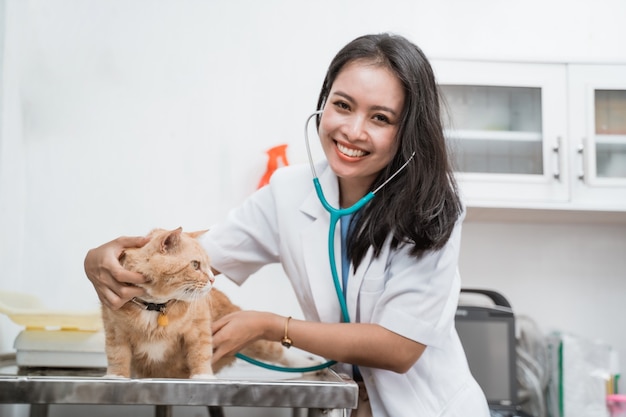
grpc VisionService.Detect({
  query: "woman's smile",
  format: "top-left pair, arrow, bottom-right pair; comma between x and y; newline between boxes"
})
335,140 -> 368,159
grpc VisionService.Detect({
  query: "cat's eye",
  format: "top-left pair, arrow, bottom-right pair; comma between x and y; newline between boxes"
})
190,260 -> 201,270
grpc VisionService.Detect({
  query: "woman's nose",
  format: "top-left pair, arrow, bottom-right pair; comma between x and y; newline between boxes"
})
344,114 -> 367,141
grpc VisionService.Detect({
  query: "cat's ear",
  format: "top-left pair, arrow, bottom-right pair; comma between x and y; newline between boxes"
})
160,227 -> 183,254
186,229 -> 209,239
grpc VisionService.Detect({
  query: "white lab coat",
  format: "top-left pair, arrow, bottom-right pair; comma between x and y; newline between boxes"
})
201,162 -> 489,417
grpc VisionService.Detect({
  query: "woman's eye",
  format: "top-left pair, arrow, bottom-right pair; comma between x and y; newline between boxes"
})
190,260 -> 201,270
334,101 -> 350,111
373,114 -> 391,124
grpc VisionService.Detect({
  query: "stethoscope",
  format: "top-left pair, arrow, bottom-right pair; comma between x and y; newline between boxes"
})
304,110 -> 415,323
235,110 -> 415,373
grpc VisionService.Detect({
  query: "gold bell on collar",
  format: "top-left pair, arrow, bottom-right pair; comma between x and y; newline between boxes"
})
157,312 -> 169,327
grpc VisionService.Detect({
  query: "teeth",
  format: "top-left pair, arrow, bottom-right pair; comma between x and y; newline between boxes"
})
337,142 -> 366,157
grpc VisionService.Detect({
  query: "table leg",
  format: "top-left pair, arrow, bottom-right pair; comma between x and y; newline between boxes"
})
208,406 -> 225,417
155,405 -> 172,417
29,404 -> 49,417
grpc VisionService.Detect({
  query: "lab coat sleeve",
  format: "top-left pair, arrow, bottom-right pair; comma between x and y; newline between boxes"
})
364,214 -> 464,349
199,185 -> 281,285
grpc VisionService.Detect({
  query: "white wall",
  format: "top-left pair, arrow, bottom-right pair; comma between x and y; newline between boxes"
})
459,221 -> 626,373
1,0 -> 626,415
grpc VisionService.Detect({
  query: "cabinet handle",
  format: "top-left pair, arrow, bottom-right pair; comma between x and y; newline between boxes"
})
577,142 -> 585,181
552,137 -> 561,180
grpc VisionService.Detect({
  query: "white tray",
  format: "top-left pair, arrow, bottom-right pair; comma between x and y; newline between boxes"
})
0,290 -> 102,331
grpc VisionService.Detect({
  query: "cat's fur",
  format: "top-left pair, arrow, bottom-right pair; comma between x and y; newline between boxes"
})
101,227 -> 314,379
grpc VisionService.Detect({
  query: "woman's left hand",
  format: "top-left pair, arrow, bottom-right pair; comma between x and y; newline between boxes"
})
210,310 -> 281,365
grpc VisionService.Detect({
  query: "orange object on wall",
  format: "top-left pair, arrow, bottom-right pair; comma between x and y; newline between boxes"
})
258,144 -> 289,189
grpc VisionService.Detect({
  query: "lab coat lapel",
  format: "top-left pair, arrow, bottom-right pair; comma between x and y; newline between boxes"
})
300,165 -> 343,324
347,235 -> 391,322
346,247 -> 372,322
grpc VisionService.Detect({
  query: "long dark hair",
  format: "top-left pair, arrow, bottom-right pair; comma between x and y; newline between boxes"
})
316,33 -> 463,269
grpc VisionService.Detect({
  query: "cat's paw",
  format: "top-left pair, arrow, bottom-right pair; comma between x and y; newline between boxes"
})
191,373 -> 217,380
103,373 -> 130,379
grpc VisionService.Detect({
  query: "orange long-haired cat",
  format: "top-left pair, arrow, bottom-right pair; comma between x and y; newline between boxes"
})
101,227 -> 315,379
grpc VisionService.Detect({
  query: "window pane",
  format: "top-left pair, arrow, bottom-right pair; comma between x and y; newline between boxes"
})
448,137 -> 543,175
441,85 -> 544,175
596,142 -> 626,178
441,85 -> 542,133
595,90 -> 626,135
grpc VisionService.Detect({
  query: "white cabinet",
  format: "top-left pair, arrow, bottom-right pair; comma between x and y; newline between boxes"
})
568,64 -> 626,210
432,59 -> 626,214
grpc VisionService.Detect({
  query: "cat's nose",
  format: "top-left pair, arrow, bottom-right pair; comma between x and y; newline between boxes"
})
207,269 -> 215,284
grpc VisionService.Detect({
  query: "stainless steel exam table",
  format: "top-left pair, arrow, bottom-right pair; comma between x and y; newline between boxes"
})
0,353 -> 358,417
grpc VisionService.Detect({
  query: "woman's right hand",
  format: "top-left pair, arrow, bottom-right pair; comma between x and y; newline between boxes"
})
84,236 -> 149,310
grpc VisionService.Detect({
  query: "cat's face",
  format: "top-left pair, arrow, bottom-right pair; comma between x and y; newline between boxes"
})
120,228 -> 214,303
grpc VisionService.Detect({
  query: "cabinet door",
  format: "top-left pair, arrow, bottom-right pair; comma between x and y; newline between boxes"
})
569,65 -> 626,209
432,60 -> 568,207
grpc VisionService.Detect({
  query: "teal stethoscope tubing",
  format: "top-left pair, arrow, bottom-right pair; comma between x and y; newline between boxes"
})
306,110 -> 414,323
235,110 -> 413,373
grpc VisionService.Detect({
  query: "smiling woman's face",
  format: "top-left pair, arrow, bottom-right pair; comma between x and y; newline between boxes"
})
318,59 -> 405,204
